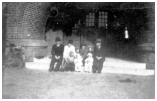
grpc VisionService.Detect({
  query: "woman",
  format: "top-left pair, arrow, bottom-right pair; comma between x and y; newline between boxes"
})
62,40 -> 76,71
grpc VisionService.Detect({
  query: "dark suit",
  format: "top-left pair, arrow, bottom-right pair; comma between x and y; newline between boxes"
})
49,44 -> 64,72
93,46 -> 105,73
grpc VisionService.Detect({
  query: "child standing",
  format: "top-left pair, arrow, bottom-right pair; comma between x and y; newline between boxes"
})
84,52 -> 94,73
74,48 -> 83,72
84,45 -> 94,73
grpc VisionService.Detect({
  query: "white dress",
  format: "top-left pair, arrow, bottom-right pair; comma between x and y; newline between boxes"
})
74,53 -> 83,72
85,56 -> 94,73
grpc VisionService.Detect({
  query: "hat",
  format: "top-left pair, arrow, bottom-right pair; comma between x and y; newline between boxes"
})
55,37 -> 61,42
96,39 -> 101,43
68,40 -> 73,44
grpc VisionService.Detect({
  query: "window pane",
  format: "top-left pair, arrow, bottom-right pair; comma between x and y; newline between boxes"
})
99,12 -> 101,15
105,12 -> 108,18
105,19 -> 107,22
86,19 -> 88,23
102,19 -> 104,22
93,13 -> 95,18
89,22 -> 92,26
92,23 -> 94,26
99,23 -> 101,27
105,15 -> 107,18
92,14 -> 94,18
98,19 -> 101,22
86,22 -> 88,26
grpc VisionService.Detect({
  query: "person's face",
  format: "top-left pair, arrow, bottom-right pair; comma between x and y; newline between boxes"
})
68,43 -> 72,47
96,42 -> 101,47
89,47 -> 92,51
82,46 -> 85,49
56,41 -> 61,45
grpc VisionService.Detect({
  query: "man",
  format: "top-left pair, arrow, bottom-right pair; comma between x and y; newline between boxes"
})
62,40 -> 76,71
93,39 -> 105,73
49,37 -> 64,72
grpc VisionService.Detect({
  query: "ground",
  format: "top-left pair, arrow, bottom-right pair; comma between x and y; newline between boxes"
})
2,68 -> 155,99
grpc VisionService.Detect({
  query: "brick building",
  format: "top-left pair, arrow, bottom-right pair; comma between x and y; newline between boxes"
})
2,2 -> 155,67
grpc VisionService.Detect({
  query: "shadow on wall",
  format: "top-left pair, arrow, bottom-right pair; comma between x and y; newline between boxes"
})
45,29 -> 64,54
103,32 -> 148,63
75,27 -> 145,63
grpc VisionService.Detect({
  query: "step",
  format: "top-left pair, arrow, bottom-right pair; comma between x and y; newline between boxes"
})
26,62 -> 50,70
101,67 -> 154,76
25,62 -> 154,76
32,57 -> 146,70
33,57 -> 51,64
103,57 -> 146,70
105,57 -> 138,62
103,61 -> 146,70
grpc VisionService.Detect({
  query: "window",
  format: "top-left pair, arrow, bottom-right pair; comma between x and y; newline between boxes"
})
98,12 -> 108,28
86,13 -> 95,27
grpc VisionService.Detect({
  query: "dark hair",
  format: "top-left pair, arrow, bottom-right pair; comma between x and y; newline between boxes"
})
55,37 -> 61,42
68,40 -> 73,44
81,42 -> 86,47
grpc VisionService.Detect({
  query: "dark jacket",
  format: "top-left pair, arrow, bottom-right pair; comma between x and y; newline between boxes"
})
93,46 -> 105,60
51,44 -> 64,57
80,47 -> 88,59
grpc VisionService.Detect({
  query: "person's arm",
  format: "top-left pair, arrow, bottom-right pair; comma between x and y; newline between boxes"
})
73,46 -> 76,57
93,47 -> 96,59
51,45 -> 55,56
63,46 -> 67,58
85,48 -> 89,58
61,44 -> 64,57
102,48 -> 106,60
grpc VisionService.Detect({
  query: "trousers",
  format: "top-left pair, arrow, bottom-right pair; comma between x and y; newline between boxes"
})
49,56 -> 62,71
93,58 -> 104,73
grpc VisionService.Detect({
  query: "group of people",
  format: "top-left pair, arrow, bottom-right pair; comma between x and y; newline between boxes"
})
49,37 -> 105,74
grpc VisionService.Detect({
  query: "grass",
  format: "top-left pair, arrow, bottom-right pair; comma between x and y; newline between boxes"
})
2,67 -> 155,99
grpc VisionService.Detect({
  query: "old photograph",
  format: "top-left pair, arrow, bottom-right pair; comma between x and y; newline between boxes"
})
2,2 -> 155,99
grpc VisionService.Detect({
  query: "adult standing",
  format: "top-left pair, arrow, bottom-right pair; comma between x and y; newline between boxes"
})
49,37 -> 64,72
93,39 -> 105,73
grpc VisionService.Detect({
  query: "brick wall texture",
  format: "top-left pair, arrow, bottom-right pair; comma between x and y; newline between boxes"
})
146,6 -> 155,43
4,2 -> 155,42
5,2 -> 50,40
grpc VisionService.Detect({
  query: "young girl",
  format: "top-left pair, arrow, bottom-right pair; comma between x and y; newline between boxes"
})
84,45 -> 94,73
74,48 -> 83,72
84,52 -> 94,73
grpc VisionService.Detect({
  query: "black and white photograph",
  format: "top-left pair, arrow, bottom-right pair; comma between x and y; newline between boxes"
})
2,1 -> 155,99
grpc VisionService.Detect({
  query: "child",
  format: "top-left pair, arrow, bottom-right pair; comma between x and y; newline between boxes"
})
84,52 -> 94,73
88,45 -> 93,53
74,48 -> 83,72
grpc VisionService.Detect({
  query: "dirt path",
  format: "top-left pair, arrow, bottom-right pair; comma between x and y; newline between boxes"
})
2,68 -> 155,99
